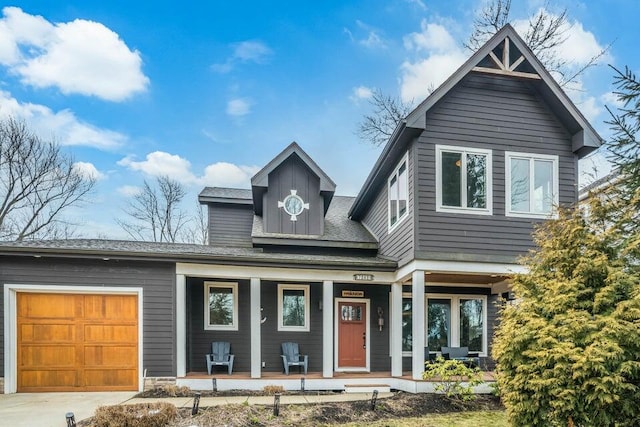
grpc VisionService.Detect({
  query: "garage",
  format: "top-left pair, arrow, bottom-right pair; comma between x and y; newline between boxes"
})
17,292 -> 138,392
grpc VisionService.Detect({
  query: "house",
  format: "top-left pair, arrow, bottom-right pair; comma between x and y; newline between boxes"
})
0,24 -> 600,394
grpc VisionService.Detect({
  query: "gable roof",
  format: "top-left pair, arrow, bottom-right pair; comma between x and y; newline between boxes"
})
198,187 -> 253,205
405,24 -> 602,155
250,142 -> 336,215
350,24 -> 603,220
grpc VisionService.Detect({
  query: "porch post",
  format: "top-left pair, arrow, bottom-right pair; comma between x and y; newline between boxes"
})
176,274 -> 186,378
411,270 -> 425,380
322,280 -> 334,378
391,281 -> 403,377
250,277 -> 261,379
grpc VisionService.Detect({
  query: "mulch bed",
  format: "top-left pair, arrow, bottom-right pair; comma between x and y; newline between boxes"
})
81,391 -> 503,426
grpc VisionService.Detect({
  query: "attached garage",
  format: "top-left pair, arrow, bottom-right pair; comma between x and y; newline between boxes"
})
16,292 -> 139,392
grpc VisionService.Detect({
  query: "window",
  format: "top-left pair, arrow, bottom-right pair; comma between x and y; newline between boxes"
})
436,145 -> 492,215
426,295 -> 487,355
388,154 -> 409,230
278,284 -> 310,331
204,282 -> 238,330
402,296 -> 412,353
506,152 -> 558,218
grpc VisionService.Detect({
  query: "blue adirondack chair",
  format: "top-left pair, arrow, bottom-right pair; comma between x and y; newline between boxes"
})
206,341 -> 235,375
281,342 -> 308,375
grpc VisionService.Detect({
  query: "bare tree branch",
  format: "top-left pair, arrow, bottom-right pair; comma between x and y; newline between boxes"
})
0,117 -> 95,241
357,89 -> 414,147
117,176 -> 189,243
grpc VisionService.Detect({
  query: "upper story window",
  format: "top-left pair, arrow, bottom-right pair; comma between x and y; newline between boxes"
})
436,145 -> 492,215
506,152 -> 559,218
204,282 -> 238,331
278,284 -> 310,332
388,154 -> 409,231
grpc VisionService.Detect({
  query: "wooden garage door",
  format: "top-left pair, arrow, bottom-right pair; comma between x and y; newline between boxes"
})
17,293 -> 138,392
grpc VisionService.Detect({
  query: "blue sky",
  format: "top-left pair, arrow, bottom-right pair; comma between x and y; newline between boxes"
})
0,0 -> 638,239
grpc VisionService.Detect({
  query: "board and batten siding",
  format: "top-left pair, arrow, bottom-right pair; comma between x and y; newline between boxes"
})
415,73 -> 577,262
361,144 -> 415,263
208,203 -> 254,247
263,154 -> 324,236
0,256 -> 176,378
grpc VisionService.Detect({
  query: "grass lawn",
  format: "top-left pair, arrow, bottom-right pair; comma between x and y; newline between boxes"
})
338,410 -> 508,426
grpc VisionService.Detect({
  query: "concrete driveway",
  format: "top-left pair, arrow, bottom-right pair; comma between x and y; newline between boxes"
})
0,392 -> 137,427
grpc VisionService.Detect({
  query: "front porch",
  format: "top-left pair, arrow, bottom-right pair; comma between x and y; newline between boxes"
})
177,371 -> 497,394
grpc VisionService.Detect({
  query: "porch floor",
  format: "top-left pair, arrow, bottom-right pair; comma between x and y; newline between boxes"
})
183,370 -> 497,382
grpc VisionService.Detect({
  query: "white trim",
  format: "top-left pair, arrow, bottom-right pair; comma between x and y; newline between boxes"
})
250,278 -> 261,378
387,152 -> 410,233
204,281 -> 239,331
395,260 -> 527,283
176,274 -> 186,378
390,283 -> 403,377
277,284 -> 310,332
177,263 -> 396,285
435,145 -> 493,216
3,284 -> 144,394
334,298 -> 370,372
425,293 -> 489,357
505,151 -> 559,219
322,281 -> 334,378
411,271 -> 425,380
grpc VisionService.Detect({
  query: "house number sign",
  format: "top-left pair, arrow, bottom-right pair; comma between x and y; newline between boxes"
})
353,273 -> 374,281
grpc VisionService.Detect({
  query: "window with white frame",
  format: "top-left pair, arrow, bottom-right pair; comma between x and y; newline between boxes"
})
436,145 -> 492,215
204,282 -> 238,330
388,154 -> 408,230
278,284 -> 310,331
425,295 -> 487,355
506,152 -> 558,218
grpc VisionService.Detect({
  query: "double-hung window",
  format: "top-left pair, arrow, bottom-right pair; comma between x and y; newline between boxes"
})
436,145 -> 492,215
506,152 -> 558,218
388,154 -> 408,230
204,282 -> 238,330
278,284 -> 310,332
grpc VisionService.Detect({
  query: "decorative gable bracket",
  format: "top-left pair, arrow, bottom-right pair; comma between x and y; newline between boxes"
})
472,37 -> 541,80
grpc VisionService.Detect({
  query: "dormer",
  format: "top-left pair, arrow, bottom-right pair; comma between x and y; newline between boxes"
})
251,142 -> 336,236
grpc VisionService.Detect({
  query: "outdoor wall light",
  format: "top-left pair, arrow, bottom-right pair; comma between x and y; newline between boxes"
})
260,307 -> 267,324
377,306 -> 384,332
318,300 -> 323,311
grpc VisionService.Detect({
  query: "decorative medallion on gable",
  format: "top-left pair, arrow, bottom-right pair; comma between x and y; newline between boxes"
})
473,36 -> 540,80
277,189 -> 309,221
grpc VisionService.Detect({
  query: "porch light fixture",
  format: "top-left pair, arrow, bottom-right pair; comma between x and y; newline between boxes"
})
377,307 -> 384,332
318,300 -> 323,311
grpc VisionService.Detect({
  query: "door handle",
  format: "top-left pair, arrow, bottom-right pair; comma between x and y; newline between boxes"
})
362,332 -> 366,349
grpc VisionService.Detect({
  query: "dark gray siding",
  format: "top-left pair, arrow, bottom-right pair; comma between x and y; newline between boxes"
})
263,154 -> 324,236
186,278 -> 251,373
0,256 -> 176,377
361,144 -> 415,263
208,203 -> 253,247
415,73 -> 577,262
485,294 -> 500,370
333,283 -> 391,372
260,281 -> 323,372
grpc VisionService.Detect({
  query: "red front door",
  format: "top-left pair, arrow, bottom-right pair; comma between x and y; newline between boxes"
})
338,301 -> 367,368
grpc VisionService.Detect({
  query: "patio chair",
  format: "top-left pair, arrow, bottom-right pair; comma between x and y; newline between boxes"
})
441,346 -> 480,368
206,341 -> 235,375
281,342 -> 308,375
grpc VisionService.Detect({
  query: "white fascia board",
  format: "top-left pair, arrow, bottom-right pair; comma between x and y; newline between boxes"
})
176,263 -> 396,284
395,260 -> 528,283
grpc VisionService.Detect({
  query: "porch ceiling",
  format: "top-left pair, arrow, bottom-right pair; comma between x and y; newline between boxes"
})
423,273 -> 509,285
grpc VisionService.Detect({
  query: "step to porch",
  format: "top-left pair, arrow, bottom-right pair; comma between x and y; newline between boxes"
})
343,383 -> 391,393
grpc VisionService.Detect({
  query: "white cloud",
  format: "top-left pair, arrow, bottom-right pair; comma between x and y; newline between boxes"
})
73,161 -> 105,180
0,89 -> 126,149
226,98 -> 252,117
118,150 -> 260,188
399,22 -> 466,103
345,21 -> 387,49
118,151 -> 198,184
600,91 -> 624,109
575,96 -> 601,123
350,86 -> 374,103
202,162 -> 261,187
0,6 -> 148,101
212,40 -> 272,73
117,185 -> 142,197
405,0 -> 427,10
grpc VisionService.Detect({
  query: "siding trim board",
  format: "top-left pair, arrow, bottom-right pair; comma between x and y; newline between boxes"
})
4,284 -> 144,394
